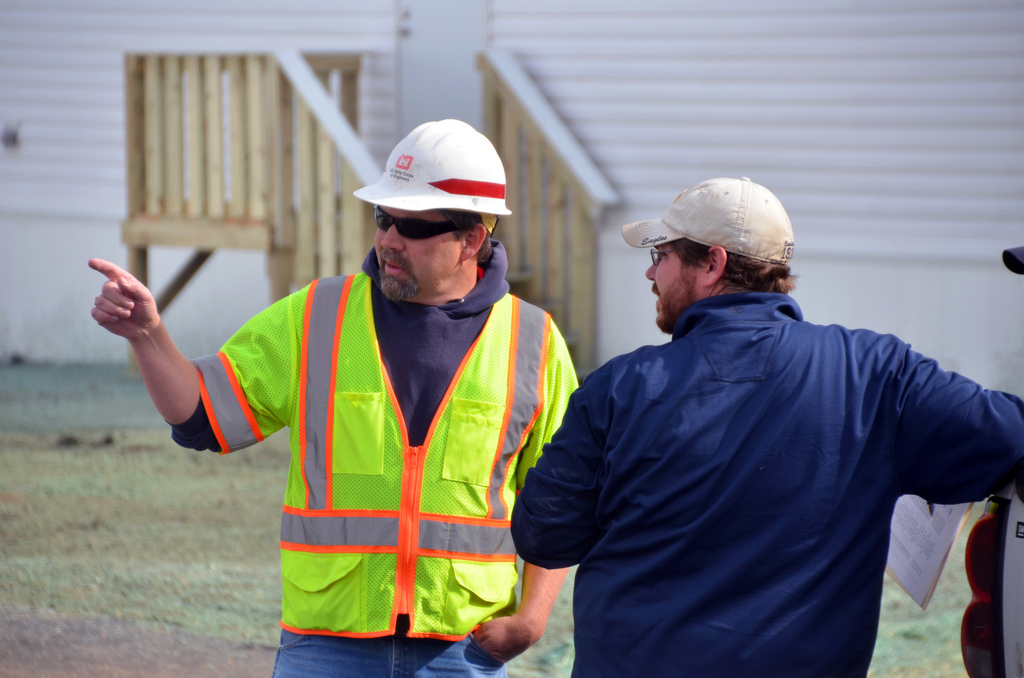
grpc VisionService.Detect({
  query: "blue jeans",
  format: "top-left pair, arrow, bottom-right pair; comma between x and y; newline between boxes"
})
271,628 -> 508,678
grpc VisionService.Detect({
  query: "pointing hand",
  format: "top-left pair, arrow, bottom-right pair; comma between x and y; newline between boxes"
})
88,258 -> 160,341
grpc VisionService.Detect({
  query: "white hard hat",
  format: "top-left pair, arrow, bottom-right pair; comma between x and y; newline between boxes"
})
354,119 -> 511,215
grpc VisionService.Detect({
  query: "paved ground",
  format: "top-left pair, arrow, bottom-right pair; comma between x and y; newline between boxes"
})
0,606 -> 276,678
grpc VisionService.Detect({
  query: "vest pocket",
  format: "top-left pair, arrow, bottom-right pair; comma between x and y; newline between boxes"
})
281,551 -> 365,632
443,398 -> 504,486
333,392 -> 384,475
443,560 -> 518,634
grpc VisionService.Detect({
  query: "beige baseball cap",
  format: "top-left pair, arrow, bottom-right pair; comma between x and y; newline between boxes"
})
621,177 -> 795,264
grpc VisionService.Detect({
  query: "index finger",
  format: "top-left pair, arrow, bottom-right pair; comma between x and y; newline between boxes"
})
88,258 -> 129,282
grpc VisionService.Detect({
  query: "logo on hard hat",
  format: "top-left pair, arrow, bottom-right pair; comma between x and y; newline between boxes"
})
396,155 -> 414,170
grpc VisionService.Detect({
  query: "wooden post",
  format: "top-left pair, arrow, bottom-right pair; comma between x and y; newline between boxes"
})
163,56 -> 183,215
525,127 -> 545,301
545,162 -> 567,324
184,55 -> 206,217
480,59 -> 498,146
267,60 -> 295,300
227,56 -> 247,218
340,161 -> 366,275
124,56 -> 145,219
246,55 -> 266,220
500,104 -> 521,273
273,65 -> 295,249
315,70 -> 337,278
154,251 -> 214,312
318,127 -> 337,278
204,55 -> 224,218
296,99 -> 317,286
568,190 -> 595,371
340,66 -> 359,131
143,55 -> 164,216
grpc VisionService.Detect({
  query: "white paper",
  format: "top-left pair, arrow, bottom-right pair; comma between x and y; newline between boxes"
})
885,495 -> 972,609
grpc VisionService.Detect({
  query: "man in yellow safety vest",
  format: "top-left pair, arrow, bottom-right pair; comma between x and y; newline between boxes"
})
89,119 -> 577,677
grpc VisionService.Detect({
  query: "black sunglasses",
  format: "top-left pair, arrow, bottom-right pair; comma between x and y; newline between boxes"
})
374,205 -> 460,240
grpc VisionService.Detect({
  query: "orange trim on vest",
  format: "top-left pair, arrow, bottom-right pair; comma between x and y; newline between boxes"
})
279,622 -> 398,640
279,621 -> 469,643
323,276 -> 354,511
298,279 -> 320,509
217,351 -> 265,443
197,370 -> 231,454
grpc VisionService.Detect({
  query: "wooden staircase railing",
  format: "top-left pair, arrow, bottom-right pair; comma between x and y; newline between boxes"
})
478,49 -> 620,374
122,50 -> 379,310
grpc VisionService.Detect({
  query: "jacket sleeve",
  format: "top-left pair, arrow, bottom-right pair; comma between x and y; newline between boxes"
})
512,372 -> 608,569
169,399 -> 221,452
892,346 -> 1024,503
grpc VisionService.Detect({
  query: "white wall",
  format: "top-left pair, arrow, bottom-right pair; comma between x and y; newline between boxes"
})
490,0 -> 1024,394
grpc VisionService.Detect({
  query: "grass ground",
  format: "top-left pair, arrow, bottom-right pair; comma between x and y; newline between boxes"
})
0,364 -> 978,676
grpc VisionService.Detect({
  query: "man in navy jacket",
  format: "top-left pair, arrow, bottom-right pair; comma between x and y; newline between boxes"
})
510,177 -> 1024,677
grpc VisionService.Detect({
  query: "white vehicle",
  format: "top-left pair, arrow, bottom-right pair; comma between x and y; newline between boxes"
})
961,245 -> 1024,678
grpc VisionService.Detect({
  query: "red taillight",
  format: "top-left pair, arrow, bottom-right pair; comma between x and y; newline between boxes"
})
962,506 -> 1003,678
963,600 -> 995,678
966,511 -> 998,597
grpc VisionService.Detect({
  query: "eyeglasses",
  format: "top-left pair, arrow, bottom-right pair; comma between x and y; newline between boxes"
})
650,248 -> 675,267
374,205 -> 459,240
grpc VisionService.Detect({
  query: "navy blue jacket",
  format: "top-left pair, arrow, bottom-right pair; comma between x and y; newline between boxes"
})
511,292 -> 1024,678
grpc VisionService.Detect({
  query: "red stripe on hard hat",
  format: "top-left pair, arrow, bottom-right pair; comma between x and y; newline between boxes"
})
428,179 -> 506,200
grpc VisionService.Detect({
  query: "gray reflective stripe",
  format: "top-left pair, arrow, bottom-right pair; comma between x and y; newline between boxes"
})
302,276 -> 349,510
279,513 -> 512,556
487,300 -> 546,520
193,354 -> 259,451
281,512 -> 400,547
418,518 -> 517,556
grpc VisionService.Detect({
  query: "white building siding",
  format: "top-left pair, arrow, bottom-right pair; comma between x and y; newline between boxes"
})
490,0 -> 1024,392
490,0 -> 1023,244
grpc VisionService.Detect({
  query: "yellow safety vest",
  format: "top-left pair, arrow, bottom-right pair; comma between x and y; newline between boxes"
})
194,273 -> 558,640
